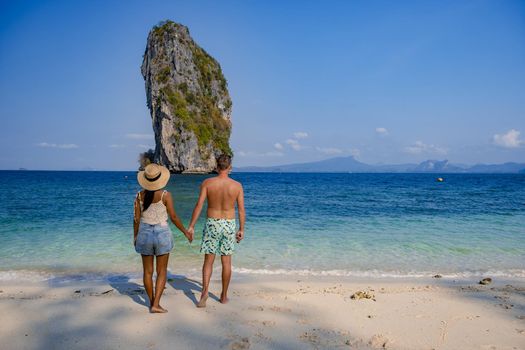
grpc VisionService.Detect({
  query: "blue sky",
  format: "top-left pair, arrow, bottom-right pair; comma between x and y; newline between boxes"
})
1,0 -> 524,170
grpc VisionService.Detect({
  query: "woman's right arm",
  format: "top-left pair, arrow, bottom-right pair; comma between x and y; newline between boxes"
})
133,194 -> 141,246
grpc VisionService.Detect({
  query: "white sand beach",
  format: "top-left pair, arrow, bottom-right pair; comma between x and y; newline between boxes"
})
1,274 -> 524,350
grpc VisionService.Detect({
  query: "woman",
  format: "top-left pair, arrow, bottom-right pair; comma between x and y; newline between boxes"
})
134,163 -> 193,313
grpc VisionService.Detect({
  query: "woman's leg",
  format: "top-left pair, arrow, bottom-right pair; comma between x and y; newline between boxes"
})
141,255 -> 154,307
151,253 -> 169,313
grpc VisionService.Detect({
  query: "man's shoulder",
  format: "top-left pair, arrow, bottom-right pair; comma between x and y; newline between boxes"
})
201,177 -> 216,186
228,178 -> 243,188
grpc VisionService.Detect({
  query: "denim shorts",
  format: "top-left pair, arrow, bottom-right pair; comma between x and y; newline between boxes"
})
135,222 -> 173,256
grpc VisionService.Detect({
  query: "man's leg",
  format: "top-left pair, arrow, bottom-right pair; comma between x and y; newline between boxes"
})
141,255 -> 154,308
220,255 -> 232,304
198,253 -> 215,307
151,253 -> 169,313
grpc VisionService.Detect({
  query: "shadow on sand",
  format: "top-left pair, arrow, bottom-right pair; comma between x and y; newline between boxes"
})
108,274 -> 220,308
108,275 -> 149,308
167,275 -> 220,306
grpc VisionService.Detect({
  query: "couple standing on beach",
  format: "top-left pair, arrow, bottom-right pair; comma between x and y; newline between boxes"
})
132,154 -> 246,313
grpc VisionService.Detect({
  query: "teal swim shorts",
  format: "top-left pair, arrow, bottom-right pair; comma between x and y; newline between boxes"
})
200,218 -> 237,256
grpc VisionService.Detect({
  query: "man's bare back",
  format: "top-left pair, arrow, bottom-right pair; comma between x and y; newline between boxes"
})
204,177 -> 242,219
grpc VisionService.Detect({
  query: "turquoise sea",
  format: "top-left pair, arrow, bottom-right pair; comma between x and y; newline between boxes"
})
0,171 -> 524,281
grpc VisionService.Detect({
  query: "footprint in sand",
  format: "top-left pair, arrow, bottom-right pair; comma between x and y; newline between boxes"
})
299,330 -> 320,345
300,328 -> 357,348
296,318 -> 310,325
247,306 -> 264,311
229,337 -> 250,350
369,334 -> 391,349
254,331 -> 271,341
269,306 -> 292,313
246,320 -> 275,327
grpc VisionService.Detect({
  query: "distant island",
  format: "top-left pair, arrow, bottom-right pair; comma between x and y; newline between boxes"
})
234,156 -> 525,173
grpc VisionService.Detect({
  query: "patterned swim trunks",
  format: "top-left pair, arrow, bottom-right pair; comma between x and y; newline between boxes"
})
200,218 -> 237,256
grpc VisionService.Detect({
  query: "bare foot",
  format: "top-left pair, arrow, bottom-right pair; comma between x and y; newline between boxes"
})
150,305 -> 168,313
220,294 -> 229,304
197,294 -> 208,308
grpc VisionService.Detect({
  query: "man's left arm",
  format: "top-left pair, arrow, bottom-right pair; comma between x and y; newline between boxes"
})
236,185 -> 245,243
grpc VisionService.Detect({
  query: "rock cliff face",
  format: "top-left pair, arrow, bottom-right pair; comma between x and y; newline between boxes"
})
141,21 -> 232,173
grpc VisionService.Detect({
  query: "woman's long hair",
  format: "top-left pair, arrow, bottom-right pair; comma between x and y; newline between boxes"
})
143,190 -> 155,211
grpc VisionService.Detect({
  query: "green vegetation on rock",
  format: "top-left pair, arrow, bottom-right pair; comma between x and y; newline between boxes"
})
160,84 -> 231,155
156,66 -> 171,84
152,20 -> 176,37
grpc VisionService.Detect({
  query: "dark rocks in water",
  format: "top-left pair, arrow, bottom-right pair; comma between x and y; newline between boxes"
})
433,274 -> 442,278
479,278 -> 492,285
141,20 -> 233,173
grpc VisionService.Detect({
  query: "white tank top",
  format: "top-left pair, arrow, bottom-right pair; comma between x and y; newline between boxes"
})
138,190 -> 169,225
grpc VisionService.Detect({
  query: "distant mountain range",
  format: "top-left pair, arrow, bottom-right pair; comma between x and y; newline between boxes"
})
235,156 -> 525,173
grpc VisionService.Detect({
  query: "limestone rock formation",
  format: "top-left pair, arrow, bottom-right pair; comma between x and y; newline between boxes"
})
141,20 -> 232,173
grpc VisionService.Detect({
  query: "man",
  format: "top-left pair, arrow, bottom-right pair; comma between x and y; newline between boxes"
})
188,154 -> 245,307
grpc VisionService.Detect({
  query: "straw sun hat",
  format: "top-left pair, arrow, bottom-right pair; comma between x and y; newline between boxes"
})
137,163 -> 170,191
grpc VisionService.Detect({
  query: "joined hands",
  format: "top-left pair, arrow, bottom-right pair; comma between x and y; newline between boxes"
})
186,226 -> 195,243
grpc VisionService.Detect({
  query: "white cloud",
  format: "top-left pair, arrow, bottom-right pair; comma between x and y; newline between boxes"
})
137,144 -> 153,149
375,127 -> 388,136
126,133 -> 153,140
109,144 -> 125,148
493,129 -> 523,148
285,139 -> 302,151
349,148 -> 361,157
404,141 -> 447,155
274,142 -> 284,150
37,142 -> 78,149
293,131 -> 308,139
316,146 -> 343,155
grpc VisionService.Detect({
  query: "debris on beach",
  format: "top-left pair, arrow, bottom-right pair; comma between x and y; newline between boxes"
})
74,290 -> 81,293
479,278 -> 492,285
351,290 -> 376,301
101,289 -> 114,295
433,274 -> 442,278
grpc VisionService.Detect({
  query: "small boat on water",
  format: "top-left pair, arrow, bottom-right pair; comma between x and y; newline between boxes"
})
436,177 -> 444,182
